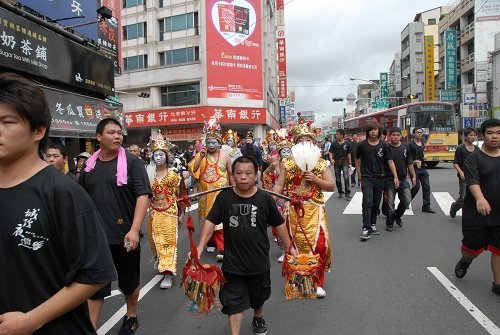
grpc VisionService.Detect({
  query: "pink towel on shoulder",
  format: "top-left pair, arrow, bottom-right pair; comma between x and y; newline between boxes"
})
84,147 -> 128,186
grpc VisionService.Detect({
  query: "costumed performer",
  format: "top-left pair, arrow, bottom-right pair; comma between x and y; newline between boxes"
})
221,129 -> 242,164
273,114 -> 336,298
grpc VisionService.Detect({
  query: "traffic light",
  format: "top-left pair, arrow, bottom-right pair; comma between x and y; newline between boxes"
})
332,97 -> 344,102
406,94 -> 418,99
138,92 -> 150,98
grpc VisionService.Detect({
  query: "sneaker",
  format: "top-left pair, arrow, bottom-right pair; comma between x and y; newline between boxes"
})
360,229 -> 371,241
370,225 -> 380,235
386,224 -> 393,232
492,283 -> 500,297
206,246 -> 215,253
277,253 -> 285,263
454,258 -> 472,279
395,217 -> 403,227
316,286 -> 326,298
450,206 -> 457,219
216,251 -> 224,262
339,193 -> 343,199
159,274 -> 173,289
118,316 -> 139,335
252,316 -> 268,335
345,194 -> 352,200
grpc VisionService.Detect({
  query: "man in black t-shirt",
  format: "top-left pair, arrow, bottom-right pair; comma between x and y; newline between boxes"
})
454,118 -> 500,297
350,134 -> 360,187
409,127 -> 436,213
0,72 -> 117,334
79,118 -> 152,333
355,123 -> 398,240
450,128 -> 478,218
384,127 -> 416,231
195,156 -> 295,335
329,129 -> 352,199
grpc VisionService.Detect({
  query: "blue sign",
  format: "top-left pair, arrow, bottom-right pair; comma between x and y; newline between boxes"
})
463,117 -> 473,128
439,89 -> 457,101
279,106 -> 286,124
20,0 -> 99,40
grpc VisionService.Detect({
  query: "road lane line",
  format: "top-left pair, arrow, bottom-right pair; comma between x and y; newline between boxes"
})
427,267 -> 500,335
342,192 -> 413,215
97,275 -> 163,335
433,192 -> 462,217
104,290 -> 121,300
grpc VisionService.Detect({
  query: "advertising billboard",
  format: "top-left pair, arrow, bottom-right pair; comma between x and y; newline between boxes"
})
424,35 -> 435,101
0,6 -> 115,96
125,106 -> 266,128
205,0 -> 263,100
444,29 -> 457,90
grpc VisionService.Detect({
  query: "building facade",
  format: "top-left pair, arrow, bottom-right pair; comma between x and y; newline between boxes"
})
117,0 -> 279,147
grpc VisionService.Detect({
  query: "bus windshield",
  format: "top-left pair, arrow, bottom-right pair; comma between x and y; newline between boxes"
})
414,111 -> 455,132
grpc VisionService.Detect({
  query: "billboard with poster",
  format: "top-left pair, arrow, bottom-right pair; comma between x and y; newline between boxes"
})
205,0 -> 263,100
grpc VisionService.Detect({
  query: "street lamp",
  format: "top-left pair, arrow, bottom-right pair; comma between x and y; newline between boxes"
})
349,77 -> 380,92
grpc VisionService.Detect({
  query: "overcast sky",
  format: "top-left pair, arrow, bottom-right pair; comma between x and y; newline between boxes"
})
284,0 -> 458,119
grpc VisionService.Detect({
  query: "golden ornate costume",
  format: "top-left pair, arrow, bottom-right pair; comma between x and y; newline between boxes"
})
282,156 -> 332,282
148,168 -> 181,275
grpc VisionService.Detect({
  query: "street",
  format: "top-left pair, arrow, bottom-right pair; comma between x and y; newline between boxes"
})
97,163 -> 500,335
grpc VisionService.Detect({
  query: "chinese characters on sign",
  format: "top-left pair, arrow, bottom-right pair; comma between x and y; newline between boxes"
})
424,35 -> 435,101
444,29 -> 457,90
125,106 -> 266,128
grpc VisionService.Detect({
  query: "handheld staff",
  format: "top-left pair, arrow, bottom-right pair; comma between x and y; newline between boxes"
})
177,185 -> 234,212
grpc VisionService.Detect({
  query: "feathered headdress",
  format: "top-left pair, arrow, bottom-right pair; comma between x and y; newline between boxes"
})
291,112 -> 317,142
202,116 -> 222,142
222,129 -> 239,144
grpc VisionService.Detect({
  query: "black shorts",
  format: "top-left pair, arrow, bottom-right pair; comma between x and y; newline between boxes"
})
219,270 -> 271,315
90,244 -> 141,300
462,226 -> 500,256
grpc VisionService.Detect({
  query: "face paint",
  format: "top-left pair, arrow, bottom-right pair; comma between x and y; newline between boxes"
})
153,150 -> 167,166
226,138 -> 234,147
268,142 -> 277,151
280,147 -> 292,158
206,139 -> 219,152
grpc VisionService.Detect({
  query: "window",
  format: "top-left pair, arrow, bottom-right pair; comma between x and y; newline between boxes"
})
123,22 -> 146,40
159,47 -> 199,66
123,0 -> 145,8
428,18 -> 436,25
161,12 -> 197,32
415,32 -> 422,44
161,83 -> 200,106
123,55 -> 148,71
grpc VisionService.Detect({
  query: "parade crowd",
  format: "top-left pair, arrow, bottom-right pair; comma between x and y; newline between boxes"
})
0,72 -> 499,335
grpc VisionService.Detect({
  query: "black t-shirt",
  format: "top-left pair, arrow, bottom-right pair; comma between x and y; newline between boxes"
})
408,140 -> 425,170
350,141 -> 359,159
384,143 -> 413,180
79,151 -> 152,244
355,139 -> 394,178
463,150 -> 500,227
453,144 -> 478,177
183,150 -> 194,164
206,188 -> 285,275
0,167 -> 117,334
329,140 -> 351,164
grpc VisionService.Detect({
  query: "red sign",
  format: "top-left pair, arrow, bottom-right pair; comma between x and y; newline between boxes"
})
205,0 -> 263,100
278,77 -> 287,99
125,106 -> 266,128
161,128 -> 202,141
277,37 -> 287,77
276,0 -> 284,10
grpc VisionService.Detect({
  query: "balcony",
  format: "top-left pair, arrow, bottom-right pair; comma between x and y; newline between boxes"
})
461,53 -> 474,73
460,22 -> 474,45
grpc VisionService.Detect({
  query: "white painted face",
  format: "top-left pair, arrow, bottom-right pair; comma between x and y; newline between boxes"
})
226,138 -> 234,147
268,141 -> 277,151
206,139 -> 219,152
280,147 -> 292,159
153,150 -> 167,166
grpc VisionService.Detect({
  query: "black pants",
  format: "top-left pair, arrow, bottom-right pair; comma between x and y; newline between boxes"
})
411,168 -> 431,209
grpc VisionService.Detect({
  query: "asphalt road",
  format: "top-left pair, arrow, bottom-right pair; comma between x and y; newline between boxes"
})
97,163 -> 500,335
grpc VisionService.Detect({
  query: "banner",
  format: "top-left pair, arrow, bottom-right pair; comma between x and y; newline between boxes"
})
125,106 -> 266,128
424,35 -> 435,101
0,6 -> 115,96
99,0 -> 121,74
205,0 -> 263,100
394,52 -> 402,92
161,128 -> 202,141
444,29 -> 457,90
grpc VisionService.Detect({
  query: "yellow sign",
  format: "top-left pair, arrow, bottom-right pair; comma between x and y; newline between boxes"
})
424,36 -> 435,101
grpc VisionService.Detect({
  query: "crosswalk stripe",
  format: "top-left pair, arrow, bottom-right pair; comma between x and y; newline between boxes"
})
433,192 -> 462,217
342,191 -> 414,215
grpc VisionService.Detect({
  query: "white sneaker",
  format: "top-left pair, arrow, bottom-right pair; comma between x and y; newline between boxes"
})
159,275 -> 173,289
216,252 -> 224,262
206,246 -> 215,253
316,287 -> 326,298
277,254 -> 285,263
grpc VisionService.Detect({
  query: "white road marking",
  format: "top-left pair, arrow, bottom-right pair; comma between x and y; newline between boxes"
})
323,191 -> 334,202
97,275 -> 164,335
433,192 -> 462,217
427,267 -> 500,335
342,192 -> 413,215
104,290 -> 121,300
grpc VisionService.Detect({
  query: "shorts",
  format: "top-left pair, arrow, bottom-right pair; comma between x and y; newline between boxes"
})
462,226 -> 500,256
90,244 -> 141,300
219,270 -> 271,315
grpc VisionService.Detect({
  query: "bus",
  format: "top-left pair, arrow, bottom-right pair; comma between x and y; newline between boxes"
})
343,101 -> 458,167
